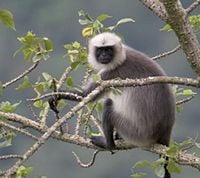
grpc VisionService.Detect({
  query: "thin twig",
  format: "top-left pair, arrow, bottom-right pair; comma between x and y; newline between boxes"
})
75,110 -> 84,136
89,115 -> 103,136
0,155 -> 23,160
2,62 -> 39,88
0,121 -> 39,140
151,45 -> 181,60
72,150 -> 100,168
26,102 -> 38,121
186,0 -> 200,14
57,66 -> 72,89
176,95 -> 195,105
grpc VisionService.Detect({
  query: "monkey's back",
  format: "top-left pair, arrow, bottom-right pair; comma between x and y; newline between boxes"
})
101,47 -> 175,146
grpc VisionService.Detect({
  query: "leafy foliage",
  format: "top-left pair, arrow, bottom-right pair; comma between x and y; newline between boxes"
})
16,166 -> 33,178
0,129 -> 16,148
160,14 -> 200,32
0,101 -> 21,113
14,31 -> 53,62
0,9 -> 15,30
79,10 -> 135,38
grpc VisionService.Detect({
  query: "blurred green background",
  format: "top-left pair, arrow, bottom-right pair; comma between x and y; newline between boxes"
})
0,0 -> 200,178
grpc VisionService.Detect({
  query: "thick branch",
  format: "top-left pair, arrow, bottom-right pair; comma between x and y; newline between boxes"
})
139,0 -> 167,21
160,0 -> 200,75
2,76 -> 200,176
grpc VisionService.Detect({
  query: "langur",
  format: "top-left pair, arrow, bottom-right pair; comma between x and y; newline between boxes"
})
49,32 -> 175,178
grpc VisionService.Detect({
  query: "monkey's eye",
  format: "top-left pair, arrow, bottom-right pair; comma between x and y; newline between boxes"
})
95,46 -> 114,64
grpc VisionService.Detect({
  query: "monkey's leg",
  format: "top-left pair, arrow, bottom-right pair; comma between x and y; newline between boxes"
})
91,98 -> 115,150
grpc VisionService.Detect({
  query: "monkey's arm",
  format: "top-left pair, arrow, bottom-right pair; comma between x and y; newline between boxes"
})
48,82 -> 99,113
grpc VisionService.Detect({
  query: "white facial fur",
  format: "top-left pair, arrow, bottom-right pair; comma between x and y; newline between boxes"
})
88,32 -> 126,72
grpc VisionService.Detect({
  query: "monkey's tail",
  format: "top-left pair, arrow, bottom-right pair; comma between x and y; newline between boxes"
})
163,156 -> 171,178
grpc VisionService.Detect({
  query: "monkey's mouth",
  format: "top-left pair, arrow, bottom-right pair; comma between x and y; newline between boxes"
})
99,57 -> 112,64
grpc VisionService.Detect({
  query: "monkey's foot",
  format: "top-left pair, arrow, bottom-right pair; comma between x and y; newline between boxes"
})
90,136 -> 107,149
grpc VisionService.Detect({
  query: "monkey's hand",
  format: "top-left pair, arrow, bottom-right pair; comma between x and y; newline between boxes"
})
91,136 -> 115,150
48,97 -> 59,114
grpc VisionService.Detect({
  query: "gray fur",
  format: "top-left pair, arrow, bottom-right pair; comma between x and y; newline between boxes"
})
88,33 -> 175,147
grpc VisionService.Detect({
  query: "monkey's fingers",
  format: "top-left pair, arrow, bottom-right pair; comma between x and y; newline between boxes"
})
48,97 -> 59,114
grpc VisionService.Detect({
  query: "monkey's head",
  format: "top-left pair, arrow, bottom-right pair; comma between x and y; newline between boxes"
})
88,32 -> 126,71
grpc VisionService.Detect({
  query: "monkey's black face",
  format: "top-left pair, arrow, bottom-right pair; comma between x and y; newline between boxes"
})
95,46 -> 115,64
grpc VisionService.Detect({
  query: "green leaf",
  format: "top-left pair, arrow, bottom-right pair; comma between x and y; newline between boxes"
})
43,37 -> 53,51
42,72 -> 53,81
0,81 -> 3,95
167,159 -> 182,174
64,44 -> 72,50
78,19 -> 91,25
189,14 -> 200,27
182,89 -> 196,95
33,100 -> 43,108
176,89 -> 196,96
57,99 -> 67,110
0,131 -> 16,148
0,101 -> 21,112
78,10 -> 93,21
133,160 -> 151,168
160,24 -> 172,32
154,165 -> 165,178
109,18 -> 135,30
72,41 -> 81,49
16,165 -> 33,178
97,14 -> 112,22
66,76 -> 74,87
116,18 -> 135,26
0,9 -> 15,30
34,83 -> 45,94
16,76 -> 31,90
71,61 -> 81,70
131,172 -> 146,178
166,145 -> 179,157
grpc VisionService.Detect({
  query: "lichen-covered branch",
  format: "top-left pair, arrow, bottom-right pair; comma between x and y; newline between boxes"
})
139,0 -> 167,21
2,62 -> 39,88
140,0 -> 200,75
186,0 -> 200,14
161,0 -> 200,75
2,76 -> 200,176
0,121 -> 39,140
151,45 -> 181,60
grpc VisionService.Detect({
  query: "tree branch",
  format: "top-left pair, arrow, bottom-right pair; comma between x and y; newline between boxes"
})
159,0 -> 200,75
151,45 -> 181,60
186,0 -> 200,14
139,0 -> 167,21
2,62 -> 39,88
0,121 -> 39,140
2,76 -> 200,176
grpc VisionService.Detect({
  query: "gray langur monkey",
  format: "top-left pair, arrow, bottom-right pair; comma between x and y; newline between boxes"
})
49,32 -> 175,178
